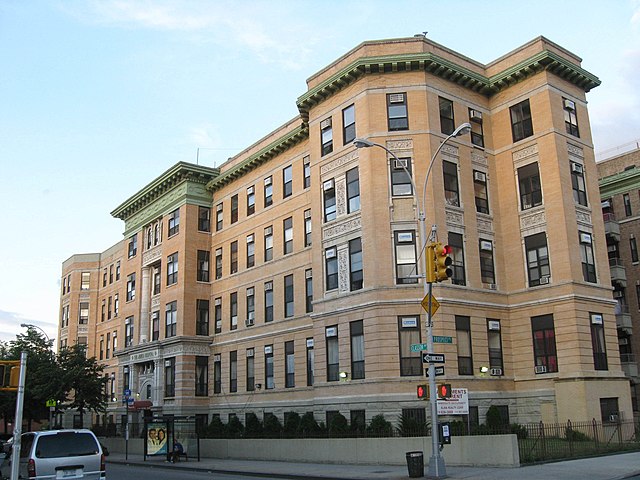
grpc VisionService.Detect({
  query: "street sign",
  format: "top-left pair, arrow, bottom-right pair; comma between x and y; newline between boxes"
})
410,343 -> 429,352
433,336 -> 453,344
127,397 -> 134,405
425,366 -> 445,377
422,353 -> 445,363
124,388 -> 131,397
421,294 -> 440,316
437,388 -> 469,415
45,399 -> 56,407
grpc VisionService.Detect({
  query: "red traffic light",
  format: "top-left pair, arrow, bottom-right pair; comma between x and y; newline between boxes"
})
417,384 -> 428,399
437,383 -> 452,399
441,244 -> 452,255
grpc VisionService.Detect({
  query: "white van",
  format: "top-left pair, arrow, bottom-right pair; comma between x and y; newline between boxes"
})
18,429 -> 106,479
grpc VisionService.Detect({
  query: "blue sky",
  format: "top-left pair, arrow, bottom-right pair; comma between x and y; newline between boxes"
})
1,0 -> 639,344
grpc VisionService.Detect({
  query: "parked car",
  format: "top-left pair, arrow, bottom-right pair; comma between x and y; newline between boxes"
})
12,429 -> 106,479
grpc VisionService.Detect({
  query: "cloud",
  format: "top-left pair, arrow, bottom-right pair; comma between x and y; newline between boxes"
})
0,310 -> 57,343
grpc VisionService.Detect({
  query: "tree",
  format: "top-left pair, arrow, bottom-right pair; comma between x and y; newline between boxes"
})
57,344 -> 108,427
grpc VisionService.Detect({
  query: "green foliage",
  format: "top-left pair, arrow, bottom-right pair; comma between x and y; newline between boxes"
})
398,412 -> 429,437
485,405 -> 505,428
206,416 -> 226,438
298,412 -> 321,436
263,414 -> 283,436
565,427 -> 589,442
283,412 -> 301,436
366,414 -> 393,437
226,416 -> 244,438
244,413 -> 263,438
328,412 -> 349,436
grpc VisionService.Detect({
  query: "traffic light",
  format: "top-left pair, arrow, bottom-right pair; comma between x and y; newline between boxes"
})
425,243 -> 436,284
434,242 -> 453,282
0,361 -> 20,389
417,384 -> 429,400
437,383 -> 452,399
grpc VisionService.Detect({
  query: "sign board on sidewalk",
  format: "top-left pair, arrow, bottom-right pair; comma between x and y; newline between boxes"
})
437,388 -> 468,415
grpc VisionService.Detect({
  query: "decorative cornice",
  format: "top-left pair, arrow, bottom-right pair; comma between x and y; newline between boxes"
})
599,168 -> 640,198
206,125 -> 308,193
111,162 -> 219,221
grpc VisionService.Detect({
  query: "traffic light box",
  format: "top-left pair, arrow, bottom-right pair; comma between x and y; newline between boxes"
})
417,384 -> 429,400
437,383 -> 452,399
425,244 -> 436,284
0,361 -> 20,390
434,243 -> 453,282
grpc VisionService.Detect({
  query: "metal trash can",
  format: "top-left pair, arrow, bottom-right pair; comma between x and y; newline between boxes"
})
405,451 -> 424,478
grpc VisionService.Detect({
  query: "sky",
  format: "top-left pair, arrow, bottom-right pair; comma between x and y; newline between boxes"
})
1,0 -> 639,345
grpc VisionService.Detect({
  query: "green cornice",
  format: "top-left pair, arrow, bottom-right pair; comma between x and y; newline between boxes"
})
206,124 -> 308,193
111,162 -> 220,222
296,50 -> 601,121
599,168 -> 640,199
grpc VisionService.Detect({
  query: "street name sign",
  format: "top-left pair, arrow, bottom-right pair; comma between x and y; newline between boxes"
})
410,343 -> 429,352
433,336 -> 453,344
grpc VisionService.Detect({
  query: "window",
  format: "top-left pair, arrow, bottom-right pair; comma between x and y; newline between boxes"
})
246,186 -> 255,216
394,231 -> 418,284
164,358 -> 175,397
196,299 -> 209,336
306,339 -> 314,386
443,160 -> 459,207
518,162 -> 542,210
285,341 -> 295,388
214,298 -> 222,334
325,246 -> 338,291
99,336 -> 104,360
78,302 -> 89,324
165,301 -> 177,338
398,316 -> 422,376
109,265 -> 114,284
305,269 -> 313,313
128,234 -> 138,258
115,261 -> 120,281
264,176 -> 273,207
600,398 -> 619,423
246,287 -> 255,324
283,165 -> 293,198
449,232 -> 466,286
105,332 -> 111,358
631,237 -> 639,263
390,157 -> 413,196
510,99 -> 533,142
215,248 -> 223,279
112,331 -> 117,353
197,250 -> 210,282
107,296 -> 112,320
532,314 -> 557,373
283,217 -> 293,254
167,252 -> 178,286
168,208 -> 180,236
126,273 -> 136,301
580,232 -> 596,283
61,305 -> 69,328
456,316 -> 473,375
346,167 -> 360,213
487,319 -> 503,373
303,157 -> 311,189
125,316 -> 134,347
264,282 -> 273,323
323,179 -> 336,222
387,93 -> 408,131
198,206 -> 211,232
196,356 -> 208,396
114,294 -> 119,317
525,232 -> 550,287
265,346 -> 274,389
342,104 -> 355,144
624,193 -> 632,216
439,96 -> 454,135
152,311 -> 160,341
571,162 -> 587,206
230,292 -> 238,330
321,118 -> 333,156
123,366 -> 130,391
230,194 -> 238,224
284,274 -> 294,318
246,349 -> 255,392
101,301 -> 105,323
304,210 -> 312,247
230,351 -> 237,393
349,237 -> 363,291
216,203 -> 223,231
153,268 -> 161,295
264,226 -> 273,262
479,240 -> 495,284
326,326 -> 339,381
230,241 -> 238,274
563,98 -> 579,137
81,272 -> 90,291
350,320 -> 365,380
213,356 -> 221,394
473,170 -> 489,214
469,108 -> 484,147
590,313 -> 608,371
103,269 -> 107,287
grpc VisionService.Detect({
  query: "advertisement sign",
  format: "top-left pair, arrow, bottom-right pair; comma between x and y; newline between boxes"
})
437,388 -> 469,415
147,422 -> 169,456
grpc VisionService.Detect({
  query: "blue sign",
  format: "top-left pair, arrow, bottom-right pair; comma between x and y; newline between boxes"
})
124,388 -> 131,397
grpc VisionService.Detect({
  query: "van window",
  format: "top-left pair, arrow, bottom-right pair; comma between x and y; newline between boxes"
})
20,434 -> 34,458
35,432 -> 99,458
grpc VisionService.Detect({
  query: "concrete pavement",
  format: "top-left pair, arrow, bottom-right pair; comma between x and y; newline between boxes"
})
107,450 -> 640,479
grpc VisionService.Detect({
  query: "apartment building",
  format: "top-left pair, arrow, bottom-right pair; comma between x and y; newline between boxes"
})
598,146 -> 640,415
59,35 -> 631,430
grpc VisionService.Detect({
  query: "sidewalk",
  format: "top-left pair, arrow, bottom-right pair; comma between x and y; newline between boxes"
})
107,451 -> 640,480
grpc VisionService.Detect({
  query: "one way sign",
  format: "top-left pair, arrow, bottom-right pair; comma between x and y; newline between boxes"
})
425,366 -> 445,377
422,353 -> 445,363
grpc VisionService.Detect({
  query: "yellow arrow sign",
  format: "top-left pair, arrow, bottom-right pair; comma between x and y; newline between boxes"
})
421,294 -> 440,316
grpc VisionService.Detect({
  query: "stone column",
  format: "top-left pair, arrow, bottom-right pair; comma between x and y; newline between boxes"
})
139,267 -> 151,343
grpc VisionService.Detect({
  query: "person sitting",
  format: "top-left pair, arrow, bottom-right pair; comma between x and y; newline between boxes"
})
171,441 -> 184,463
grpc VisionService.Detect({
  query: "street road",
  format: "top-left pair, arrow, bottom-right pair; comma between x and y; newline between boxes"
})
107,461 -> 291,479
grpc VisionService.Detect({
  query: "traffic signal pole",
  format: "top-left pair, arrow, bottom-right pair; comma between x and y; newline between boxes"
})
10,352 -> 27,480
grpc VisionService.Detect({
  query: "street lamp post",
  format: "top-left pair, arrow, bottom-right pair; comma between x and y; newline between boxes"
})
19,323 -> 51,344
354,122 -> 470,479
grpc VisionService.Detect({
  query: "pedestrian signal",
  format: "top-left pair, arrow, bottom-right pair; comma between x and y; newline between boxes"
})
417,384 -> 429,400
437,383 -> 452,399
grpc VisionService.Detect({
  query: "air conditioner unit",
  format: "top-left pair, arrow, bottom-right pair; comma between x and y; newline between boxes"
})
488,320 -> 501,331
563,99 -> 576,111
470,109 -> 483,122
609,414 -> 619,423
394,158 -> 408,169
571,163 -> 583,174
490,368 -> 503,376
474,171 -> 486,182
613,291 -> 624,298
534,365 -> 547,374
486,283 -> 497,290
619,338 -> 629,346
320,118 -> 332,129
389,93 -> 405,103
245,318 -> 254,327
539,277 -> 550,285
323,179 -> 334,191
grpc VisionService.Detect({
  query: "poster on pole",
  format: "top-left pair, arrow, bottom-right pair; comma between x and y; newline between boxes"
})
437,388 -> 469,415
146,421 -> 169,456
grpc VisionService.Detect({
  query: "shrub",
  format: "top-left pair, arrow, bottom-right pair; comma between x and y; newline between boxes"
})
226,416 -> 244,438
263,414 -> 283,437
283,412 -> 301,436
565,427 -> 589,442
206,416 -> 226,438
366,414 -> 393,437
328,413 -> 349,436
299,412 -> 321,437
244,413 -> 263,438
398,412 -> 428,437
485,406 -> 505,429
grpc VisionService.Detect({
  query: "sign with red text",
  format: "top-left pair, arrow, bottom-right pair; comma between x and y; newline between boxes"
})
436,388 -> 468,415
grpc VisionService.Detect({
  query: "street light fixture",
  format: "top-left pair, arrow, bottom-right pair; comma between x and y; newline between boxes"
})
354,122 -> 471,479
20,323 -> 51,343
